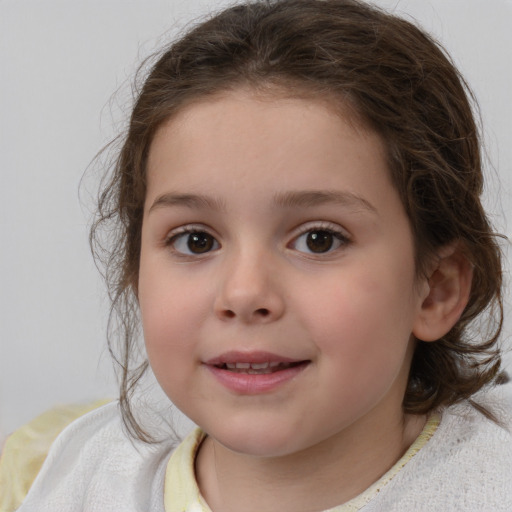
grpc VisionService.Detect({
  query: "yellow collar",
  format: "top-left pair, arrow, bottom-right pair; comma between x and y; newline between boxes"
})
164,415 -> 440,512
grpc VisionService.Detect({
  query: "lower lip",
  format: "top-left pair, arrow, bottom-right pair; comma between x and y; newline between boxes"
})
204,363 -> 309,394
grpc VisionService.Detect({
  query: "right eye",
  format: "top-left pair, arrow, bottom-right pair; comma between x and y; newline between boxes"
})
167,230 -> 220,255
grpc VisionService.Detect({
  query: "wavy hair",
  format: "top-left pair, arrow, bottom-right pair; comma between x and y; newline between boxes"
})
91,0 -> 504,441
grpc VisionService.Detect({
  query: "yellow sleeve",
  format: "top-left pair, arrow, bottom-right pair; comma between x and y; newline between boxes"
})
0,399 -> 110,512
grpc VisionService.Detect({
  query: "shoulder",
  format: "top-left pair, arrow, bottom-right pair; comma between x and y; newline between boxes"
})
0,399 -> 109,512
364,384 -> 512,512
15,402 -> 176,512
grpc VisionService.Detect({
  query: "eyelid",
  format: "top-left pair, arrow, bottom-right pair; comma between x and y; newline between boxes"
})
288,220 -> 351,241
164,223 -> 216,242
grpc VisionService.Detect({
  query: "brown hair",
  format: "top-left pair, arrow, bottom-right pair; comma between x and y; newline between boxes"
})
91,0 -> 504,441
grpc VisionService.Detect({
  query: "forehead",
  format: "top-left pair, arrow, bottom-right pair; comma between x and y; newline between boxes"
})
146,89 -> 391,199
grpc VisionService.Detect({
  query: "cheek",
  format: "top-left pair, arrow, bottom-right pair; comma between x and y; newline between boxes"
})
297,261 -> 417,365
141,301 -> 199,404
138,270 -> 201,379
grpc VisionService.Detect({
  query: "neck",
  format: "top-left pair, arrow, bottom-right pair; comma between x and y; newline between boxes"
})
195,412 -> 426,512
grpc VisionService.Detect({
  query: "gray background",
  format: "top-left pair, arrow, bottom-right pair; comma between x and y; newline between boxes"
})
1,0 -> 511,441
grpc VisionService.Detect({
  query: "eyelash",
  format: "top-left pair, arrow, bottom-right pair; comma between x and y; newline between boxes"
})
164,225 -> 219,257
288,222 -> 351,255
164,222 -> 351,257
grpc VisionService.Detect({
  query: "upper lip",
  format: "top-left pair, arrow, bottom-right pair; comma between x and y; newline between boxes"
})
204,351 -> 304,366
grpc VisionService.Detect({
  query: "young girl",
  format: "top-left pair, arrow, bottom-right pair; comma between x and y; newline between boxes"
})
10,0 -> 512,510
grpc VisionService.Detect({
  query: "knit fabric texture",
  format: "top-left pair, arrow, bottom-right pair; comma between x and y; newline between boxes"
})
9,385 -> 512,512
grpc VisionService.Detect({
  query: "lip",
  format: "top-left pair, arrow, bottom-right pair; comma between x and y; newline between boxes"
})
205,350 -> 298,365
203,351 -> 310,394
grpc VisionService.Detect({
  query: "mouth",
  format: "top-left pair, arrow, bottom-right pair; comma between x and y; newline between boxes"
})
203,351 -> 310,393
213,361 -> 307,374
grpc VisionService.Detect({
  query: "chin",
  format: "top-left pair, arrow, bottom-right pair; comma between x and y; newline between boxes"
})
206,421 -> 314,458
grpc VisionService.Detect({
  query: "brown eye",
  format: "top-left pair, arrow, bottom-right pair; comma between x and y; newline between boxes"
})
188,232 -> 215,253
306,231 -> 335,253
169,230 -> 219,255
291,227 -> 348,255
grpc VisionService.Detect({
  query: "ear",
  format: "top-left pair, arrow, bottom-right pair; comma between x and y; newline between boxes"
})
413,244 -> 473,342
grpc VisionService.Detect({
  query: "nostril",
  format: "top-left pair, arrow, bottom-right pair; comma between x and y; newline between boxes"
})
220,308 -> 271,320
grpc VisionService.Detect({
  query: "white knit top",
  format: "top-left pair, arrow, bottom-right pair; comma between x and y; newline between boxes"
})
14,385 -> 512,512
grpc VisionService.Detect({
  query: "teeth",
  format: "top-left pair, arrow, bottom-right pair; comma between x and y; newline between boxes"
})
250,362 -> 269,369
221,361 -> 294,372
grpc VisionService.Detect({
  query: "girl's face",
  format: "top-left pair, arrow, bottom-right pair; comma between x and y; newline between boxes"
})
139,90 -> 430,458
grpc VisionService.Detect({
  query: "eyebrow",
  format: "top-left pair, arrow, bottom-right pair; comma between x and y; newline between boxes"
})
148,193 -> 226,213
273,190 -> 377,214
148,189 -> 377,215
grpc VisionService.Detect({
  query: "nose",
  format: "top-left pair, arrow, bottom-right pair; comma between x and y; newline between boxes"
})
213,249 -> 285,324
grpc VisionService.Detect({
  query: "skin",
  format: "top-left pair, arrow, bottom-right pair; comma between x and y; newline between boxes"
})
138,90 -> 436,511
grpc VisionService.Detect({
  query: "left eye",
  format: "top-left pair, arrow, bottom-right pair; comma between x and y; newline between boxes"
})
292,229 -> 347,254
168,231 -> 220,255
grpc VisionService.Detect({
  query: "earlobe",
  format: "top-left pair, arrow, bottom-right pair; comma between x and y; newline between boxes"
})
413,244 -> 473,342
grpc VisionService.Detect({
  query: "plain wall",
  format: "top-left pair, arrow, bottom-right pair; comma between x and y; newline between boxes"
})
1,0 -> 511,441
